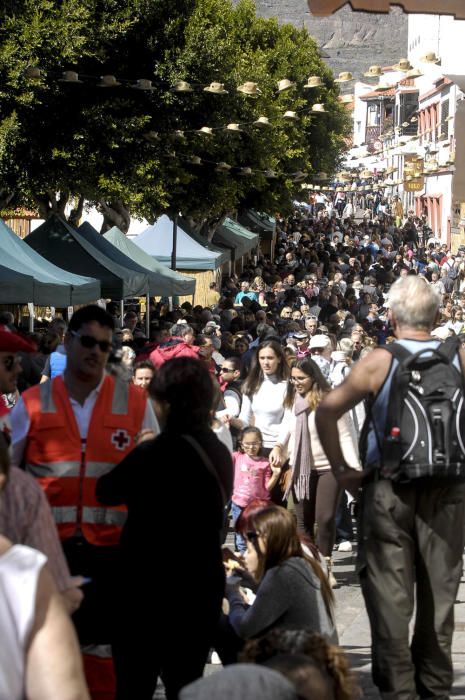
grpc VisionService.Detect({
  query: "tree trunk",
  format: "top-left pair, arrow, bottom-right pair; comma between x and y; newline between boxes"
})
0,189 -> 15,210
34,191 -> 70,220
99,200 -> 131,234
68,194 -> 85,228
183,213 -> 227,241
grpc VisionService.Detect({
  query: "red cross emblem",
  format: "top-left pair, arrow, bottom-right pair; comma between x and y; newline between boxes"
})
111,429 -> 131,451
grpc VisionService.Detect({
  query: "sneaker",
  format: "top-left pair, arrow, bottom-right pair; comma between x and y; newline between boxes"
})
338,540 -> 353,552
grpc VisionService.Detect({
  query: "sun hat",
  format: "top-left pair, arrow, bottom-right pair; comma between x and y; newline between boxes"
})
310,334 -> 331,349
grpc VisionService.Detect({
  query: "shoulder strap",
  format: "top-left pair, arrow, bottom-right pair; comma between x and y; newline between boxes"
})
437,335 -> 461,362
182,434 -> 227,508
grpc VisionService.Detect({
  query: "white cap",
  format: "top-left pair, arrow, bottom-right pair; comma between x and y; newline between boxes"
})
310,335 -> 331,349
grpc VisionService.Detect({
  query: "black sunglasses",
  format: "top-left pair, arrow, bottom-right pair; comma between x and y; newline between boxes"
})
71,330 -> 112,353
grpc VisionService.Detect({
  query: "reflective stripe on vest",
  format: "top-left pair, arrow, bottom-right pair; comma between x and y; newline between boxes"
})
39,380 -> 56,413
85,461 -> 116,478
25,461 -> 80,477
82,645 -> 112,659
111,379 -> 129,414
83,506 -> 127,527
51,506 -> 78,523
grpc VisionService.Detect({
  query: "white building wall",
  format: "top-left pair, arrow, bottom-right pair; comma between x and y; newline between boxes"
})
408,14 -> 465,75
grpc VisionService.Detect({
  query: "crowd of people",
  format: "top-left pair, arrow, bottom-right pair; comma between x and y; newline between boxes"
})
0,202 -> 464,700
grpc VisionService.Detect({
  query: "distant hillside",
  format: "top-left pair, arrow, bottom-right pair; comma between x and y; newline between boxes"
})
249,2 -> 408,82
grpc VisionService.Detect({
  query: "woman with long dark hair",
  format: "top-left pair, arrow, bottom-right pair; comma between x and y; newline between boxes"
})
96,358 -> 233,700
233,339 -> 290,453
219,504 -> 337,663
271,357 -> 360,586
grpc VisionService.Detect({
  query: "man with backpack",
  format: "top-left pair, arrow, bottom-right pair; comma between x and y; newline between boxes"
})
315,275 -> 465,700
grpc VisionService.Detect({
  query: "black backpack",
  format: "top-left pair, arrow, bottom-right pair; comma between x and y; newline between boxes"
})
361,337 -> 465,481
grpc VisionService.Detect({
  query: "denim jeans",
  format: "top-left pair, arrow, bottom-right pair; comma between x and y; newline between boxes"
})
230,502 -> 246,553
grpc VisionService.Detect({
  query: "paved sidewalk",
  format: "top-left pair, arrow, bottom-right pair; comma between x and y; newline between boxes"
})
155,548 -> 465,698
333,549 -> 465,699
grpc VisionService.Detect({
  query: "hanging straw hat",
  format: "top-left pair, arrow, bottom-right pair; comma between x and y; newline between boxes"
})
312,103 -> 326,113
237,81 -> 261,96
98,75 -> 121,87
291,171 -> 308,182
339,94 -> 354,104
189,156 -> 202,165
277,78 -> 295,92
376,80 -> 395,91
172,80 -> 193,92
239,167 -> 253,176
226,123 -> 243,132
131,78 -> 155,90
215,162 -> 231,172
392,58 -> 413,72
254,116 -> 271,127
420,51 -> 440,64
264,170 -> 278,179
406,68 -> 423,79
198,126 -> 213,135
204,82 -> 228,94
25,66 -> 41,79
334,71 -> 353,83
59,71 -> 82,83
283,110 -> 298,120
304,75 -> 323,88
364,65 -> 384,78
143,131 -> 159,141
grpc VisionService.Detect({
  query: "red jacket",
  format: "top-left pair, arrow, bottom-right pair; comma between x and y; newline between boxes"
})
149,337 -> 199,368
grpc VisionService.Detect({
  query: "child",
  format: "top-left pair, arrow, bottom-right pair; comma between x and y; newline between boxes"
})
231,427 -> 280,553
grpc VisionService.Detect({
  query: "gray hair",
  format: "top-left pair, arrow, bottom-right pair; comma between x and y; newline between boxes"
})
170,323 -> 193,338
387,276 -> 440,330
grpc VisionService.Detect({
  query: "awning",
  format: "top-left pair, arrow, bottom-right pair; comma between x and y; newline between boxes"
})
136,216 -> 229,270
25,215 -> 148,299
237,209 -> 276,241
0,263 -> 35,303
102,226 -> 196,296
307,0 -> 465,19
213,218 -> 259,261
1,218 -> 101,305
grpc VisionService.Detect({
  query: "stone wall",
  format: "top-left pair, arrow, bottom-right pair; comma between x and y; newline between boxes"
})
248,2 -> 408,82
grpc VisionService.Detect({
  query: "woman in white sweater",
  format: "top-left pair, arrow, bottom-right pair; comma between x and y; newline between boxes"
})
231,340 -> 291,499
271,357 -> 360,585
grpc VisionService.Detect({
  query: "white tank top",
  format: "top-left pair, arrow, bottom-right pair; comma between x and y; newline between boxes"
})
0,544 -> 47,700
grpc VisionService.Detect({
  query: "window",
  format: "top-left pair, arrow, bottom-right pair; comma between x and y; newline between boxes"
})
439,99 -> 449,139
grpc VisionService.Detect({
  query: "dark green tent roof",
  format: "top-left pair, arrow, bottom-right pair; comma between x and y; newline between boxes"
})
0,218 -> 100,305
25,215 -> 148,299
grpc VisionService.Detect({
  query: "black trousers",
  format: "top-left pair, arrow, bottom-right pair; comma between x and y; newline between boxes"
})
112,589 -> 224,700
63,537 -> 119,645
293,470 -> 341,557
358,478 -> 465,700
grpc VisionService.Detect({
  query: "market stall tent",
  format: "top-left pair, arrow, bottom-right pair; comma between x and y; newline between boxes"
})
135,216 -> 228,270
0,218 -> 100,305
0,262 -> 35,303
99,225 -> 196,297
25,215 -> 148,299
134,216 -> 229,306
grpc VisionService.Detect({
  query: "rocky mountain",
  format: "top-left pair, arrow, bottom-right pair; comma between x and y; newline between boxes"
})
250,1 -> 408,82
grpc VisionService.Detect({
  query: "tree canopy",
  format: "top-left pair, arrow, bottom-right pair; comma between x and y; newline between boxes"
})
0,0 -> 350,231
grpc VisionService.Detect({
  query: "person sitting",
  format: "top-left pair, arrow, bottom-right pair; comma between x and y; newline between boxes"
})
216,504 -> 337,664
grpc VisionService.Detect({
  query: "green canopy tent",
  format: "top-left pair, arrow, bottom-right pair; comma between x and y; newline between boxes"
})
213,217 -> 259,262
0,218 -> 101,306
0,262 -> 35,303
102,226 -> 196,297
25,216 -> 148,299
